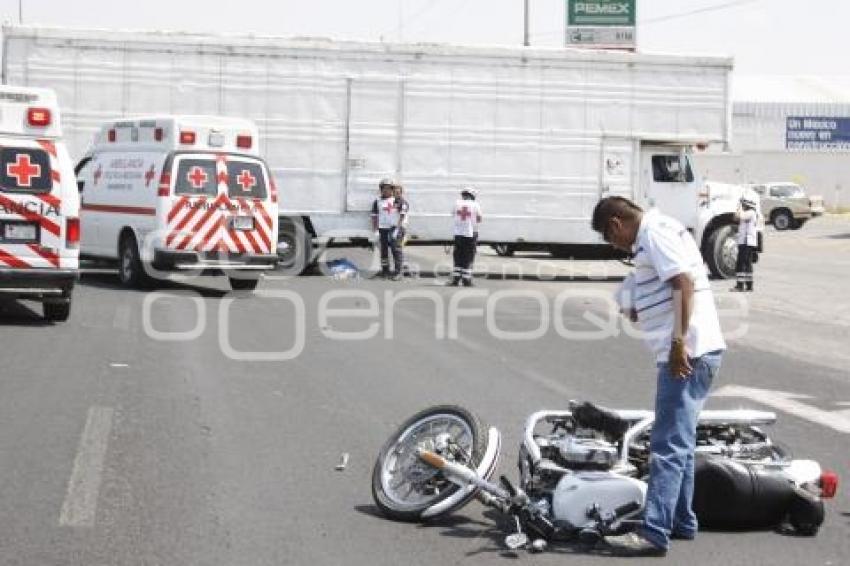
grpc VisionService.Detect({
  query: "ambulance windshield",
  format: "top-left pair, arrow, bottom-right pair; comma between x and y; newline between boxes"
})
0,147 -> 53,194
226,161 -> 267,199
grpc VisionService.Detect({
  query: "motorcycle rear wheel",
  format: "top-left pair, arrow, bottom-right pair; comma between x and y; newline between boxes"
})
371,405 -> 493,522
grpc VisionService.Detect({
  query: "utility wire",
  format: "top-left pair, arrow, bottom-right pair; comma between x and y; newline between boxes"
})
641,0 -> 761,25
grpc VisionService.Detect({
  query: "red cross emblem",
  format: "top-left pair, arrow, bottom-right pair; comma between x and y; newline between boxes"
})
382,200 -> 395,214
6,154 -> 41,187
144,164 -> 156,187
237,169 -> 256,192
93,165 -> 103,186
187,166 -> 208,189
457,206 -> 472,221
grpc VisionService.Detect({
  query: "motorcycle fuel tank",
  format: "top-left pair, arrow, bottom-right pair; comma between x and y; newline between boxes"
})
551,471 -> 646,528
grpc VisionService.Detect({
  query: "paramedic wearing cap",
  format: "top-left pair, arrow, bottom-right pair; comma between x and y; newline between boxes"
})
732,196 -> 759,292
371,179 -> 403,279
591,196 -> 726,557
448,188 -> 482,287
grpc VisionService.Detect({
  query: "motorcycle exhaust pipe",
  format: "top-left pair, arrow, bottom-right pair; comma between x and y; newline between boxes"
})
417,449 -> 510,499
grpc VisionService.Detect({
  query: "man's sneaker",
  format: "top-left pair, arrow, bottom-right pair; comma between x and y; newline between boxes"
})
390,273 -> 402,281
445,278 -> 460,287
461,278 -> 474,287
603,532 -> 667,557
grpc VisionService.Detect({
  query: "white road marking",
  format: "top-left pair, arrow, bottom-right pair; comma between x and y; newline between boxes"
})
713,385 -> 850,434
59,406 -> 114,527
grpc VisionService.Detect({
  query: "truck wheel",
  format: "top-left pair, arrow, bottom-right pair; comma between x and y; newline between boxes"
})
229,276 -> 259,292
772,209 -> 793,231
119,235 -> 150,289
492,244 -> 515,257
277,217 -> 311,275
705,225 -> 738,279
43,300 -> 71,322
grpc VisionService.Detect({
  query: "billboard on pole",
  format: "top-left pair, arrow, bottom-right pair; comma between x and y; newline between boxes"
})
566,0 -> 636,50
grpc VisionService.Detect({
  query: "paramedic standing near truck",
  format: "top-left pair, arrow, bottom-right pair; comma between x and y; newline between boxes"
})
591,196 -> 726,557
371,178 -> 402,279
448,188 -> 481,287
732,195 -> 759,292
393,182 -> 410,276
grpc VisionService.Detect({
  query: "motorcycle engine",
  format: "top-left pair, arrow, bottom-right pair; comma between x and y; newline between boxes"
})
551,471 -> 646,528
550,435 -> 619,470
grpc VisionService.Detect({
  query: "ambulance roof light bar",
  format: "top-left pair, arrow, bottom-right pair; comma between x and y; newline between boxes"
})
27,107 -> 52,127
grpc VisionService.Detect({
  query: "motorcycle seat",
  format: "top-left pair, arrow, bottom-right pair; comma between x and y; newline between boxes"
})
570,401 -> 630,440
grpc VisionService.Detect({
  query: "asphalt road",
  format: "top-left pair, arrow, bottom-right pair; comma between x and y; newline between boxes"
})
0,216 -> 848,565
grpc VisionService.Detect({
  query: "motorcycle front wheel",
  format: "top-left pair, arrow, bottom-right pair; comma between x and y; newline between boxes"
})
371,405 -> 496,522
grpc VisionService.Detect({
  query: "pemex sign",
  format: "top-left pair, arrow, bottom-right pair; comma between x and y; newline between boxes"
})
566,0 -> 636,49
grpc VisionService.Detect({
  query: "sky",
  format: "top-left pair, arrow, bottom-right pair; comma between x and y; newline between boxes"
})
0,0 -> 847,79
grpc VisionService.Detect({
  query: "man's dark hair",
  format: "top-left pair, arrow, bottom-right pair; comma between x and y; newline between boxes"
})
591,196 -> 643,233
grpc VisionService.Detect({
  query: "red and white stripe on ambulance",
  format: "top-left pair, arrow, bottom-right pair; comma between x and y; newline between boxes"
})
158,153 -> 275,254
0,139 -> 77,269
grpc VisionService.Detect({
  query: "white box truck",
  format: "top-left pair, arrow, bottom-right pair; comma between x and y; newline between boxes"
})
1,25 -> 755,278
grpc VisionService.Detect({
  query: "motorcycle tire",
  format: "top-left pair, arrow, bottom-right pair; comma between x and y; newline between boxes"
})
371,405 -> 494,522
787,486 -> 824,536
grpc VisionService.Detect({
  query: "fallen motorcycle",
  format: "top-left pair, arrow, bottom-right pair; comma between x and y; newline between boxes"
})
371,402 -> 838,552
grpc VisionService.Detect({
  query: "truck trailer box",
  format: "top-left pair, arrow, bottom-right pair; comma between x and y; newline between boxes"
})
2,25 -> 748,277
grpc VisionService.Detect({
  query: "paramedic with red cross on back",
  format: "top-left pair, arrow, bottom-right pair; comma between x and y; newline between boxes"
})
371,178 -> 402,279
448,187 -> 482,287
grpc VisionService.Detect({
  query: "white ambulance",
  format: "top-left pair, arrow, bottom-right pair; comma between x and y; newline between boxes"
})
0,86 -> 79,322
76,116 -> 279,290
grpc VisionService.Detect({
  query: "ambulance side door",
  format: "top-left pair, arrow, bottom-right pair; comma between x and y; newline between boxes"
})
76,156 -> 104,256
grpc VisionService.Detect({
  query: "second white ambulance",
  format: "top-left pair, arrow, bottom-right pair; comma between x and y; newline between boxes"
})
76,116 -> 278,290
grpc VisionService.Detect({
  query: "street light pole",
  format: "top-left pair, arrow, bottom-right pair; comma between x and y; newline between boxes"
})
19,0 -> 23,24
523,0 -> 530,46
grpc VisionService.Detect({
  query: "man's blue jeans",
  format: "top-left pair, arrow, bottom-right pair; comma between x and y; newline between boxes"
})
638,350 -> 723,550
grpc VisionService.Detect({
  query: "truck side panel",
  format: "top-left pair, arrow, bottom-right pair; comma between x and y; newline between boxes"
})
2,26 -> 730,245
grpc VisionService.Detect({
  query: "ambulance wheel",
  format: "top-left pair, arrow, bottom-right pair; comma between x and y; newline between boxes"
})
43,301 -> 71,322
119,234 -> 150,289
372,405 -> 495,522
705,224 -> 737,279
228,276 -> 259,292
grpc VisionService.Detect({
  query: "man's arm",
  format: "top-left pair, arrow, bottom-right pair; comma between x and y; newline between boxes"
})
669,272 -> 695,378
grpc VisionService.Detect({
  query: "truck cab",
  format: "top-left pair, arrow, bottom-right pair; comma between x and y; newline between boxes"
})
640,144 -> 762,279
76,116 -> 278,291
0,86 -> 79,321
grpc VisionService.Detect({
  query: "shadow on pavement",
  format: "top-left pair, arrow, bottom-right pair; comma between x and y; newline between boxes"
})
0,299 -> 51,327
80,270 -> 229,299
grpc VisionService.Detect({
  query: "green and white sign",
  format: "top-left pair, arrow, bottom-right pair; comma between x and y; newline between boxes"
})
566,0 -> 636,49
568,0 -> 636,26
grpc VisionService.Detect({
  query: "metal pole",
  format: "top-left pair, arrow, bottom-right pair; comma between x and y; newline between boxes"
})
523,0 -> 530,46
19,0 -> 23,24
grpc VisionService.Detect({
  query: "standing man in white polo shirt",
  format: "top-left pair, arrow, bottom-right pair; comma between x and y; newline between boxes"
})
591,196 -> 726,557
